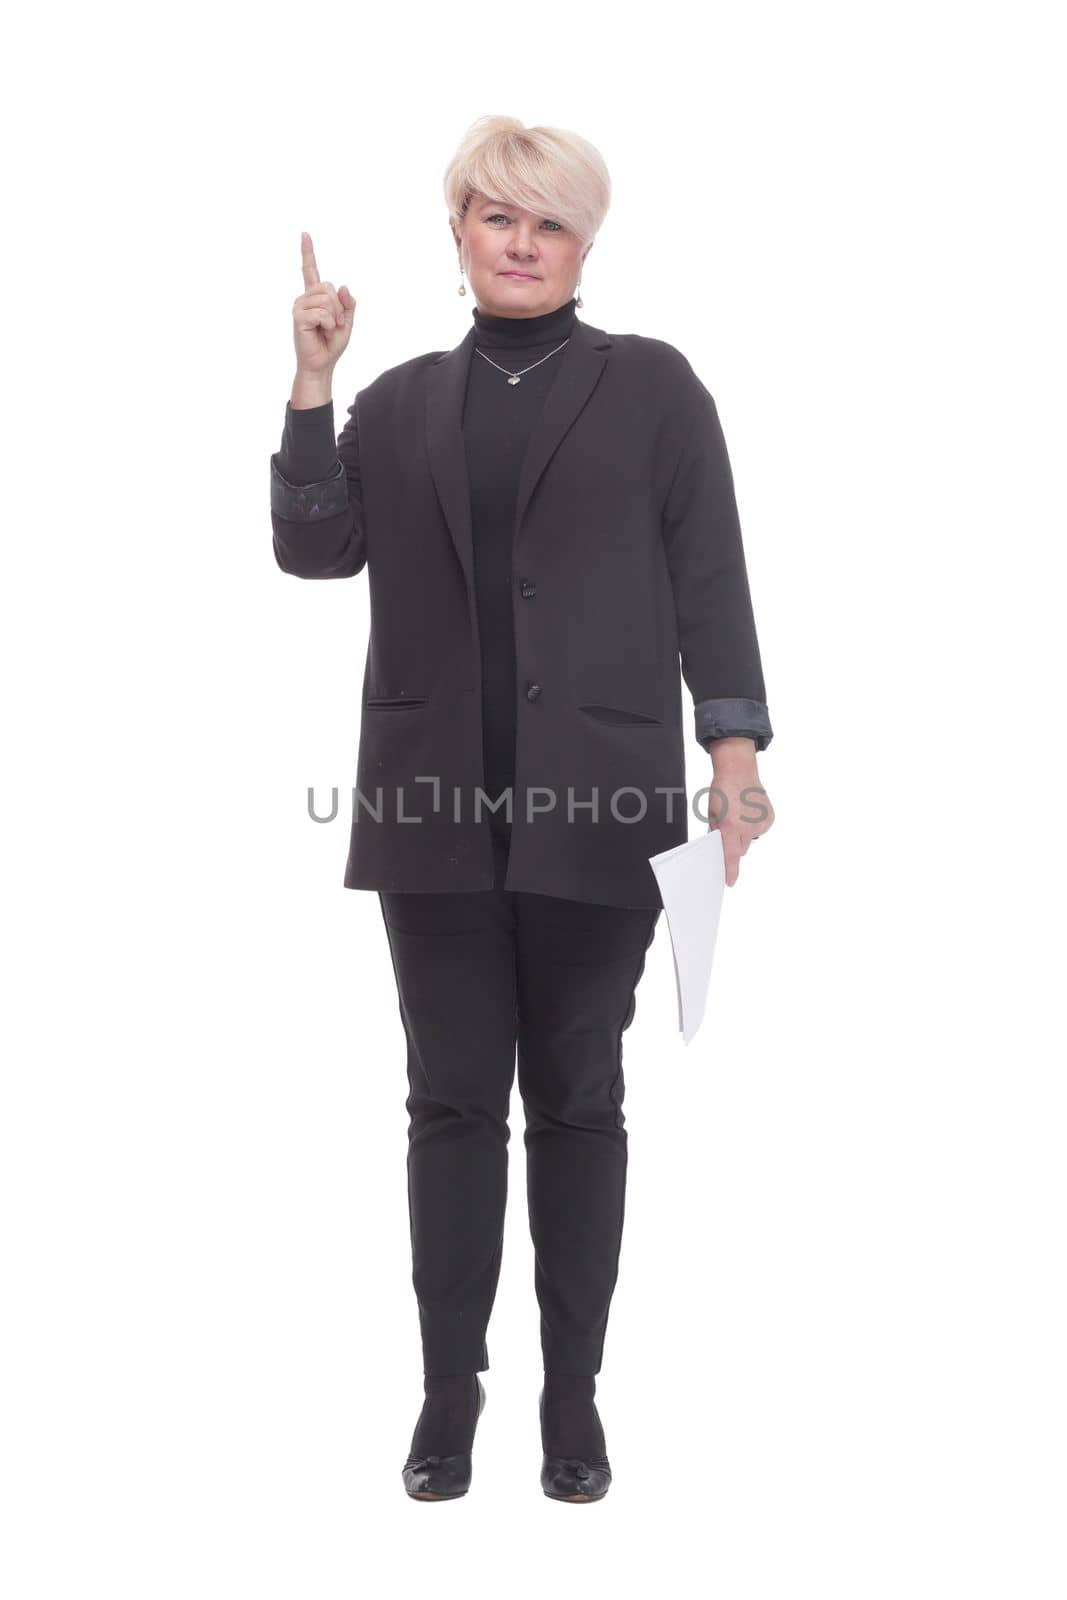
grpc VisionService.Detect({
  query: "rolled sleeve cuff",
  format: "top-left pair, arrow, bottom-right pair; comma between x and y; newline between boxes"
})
270,456 -> 347,522
694,696 -> 773,753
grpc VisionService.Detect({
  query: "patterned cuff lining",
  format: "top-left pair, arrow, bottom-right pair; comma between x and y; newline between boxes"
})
694,696 -> 773,753
270,456 -> 347,522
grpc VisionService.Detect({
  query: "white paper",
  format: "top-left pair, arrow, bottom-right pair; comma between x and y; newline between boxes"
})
648,829 -> 726,1045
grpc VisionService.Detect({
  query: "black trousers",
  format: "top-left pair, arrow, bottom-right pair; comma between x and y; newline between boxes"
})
377,814 -> 661,1377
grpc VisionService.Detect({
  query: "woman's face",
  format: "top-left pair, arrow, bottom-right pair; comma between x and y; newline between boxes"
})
453,190 -> 591,317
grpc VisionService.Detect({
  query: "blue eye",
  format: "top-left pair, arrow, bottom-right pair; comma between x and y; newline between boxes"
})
487,213 -> 563,231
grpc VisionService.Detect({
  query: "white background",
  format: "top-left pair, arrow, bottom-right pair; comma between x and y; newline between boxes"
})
3,1 -> 1064,1594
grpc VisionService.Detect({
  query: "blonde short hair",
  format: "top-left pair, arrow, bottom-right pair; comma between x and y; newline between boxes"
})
443,115 -> 611,249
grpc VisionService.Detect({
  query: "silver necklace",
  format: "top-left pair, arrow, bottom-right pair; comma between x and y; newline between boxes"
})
474,339 -> 570,385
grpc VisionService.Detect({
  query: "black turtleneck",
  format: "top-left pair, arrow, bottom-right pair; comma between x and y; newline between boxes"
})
463,295 -> 578,808
276,295 -> 580,820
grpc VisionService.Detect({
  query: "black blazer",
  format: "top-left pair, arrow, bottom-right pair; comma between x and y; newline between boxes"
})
270,315 -> 772,909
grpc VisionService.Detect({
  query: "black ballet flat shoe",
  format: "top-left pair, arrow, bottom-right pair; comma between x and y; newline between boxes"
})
538,1380 -> 612,1501
402,1376 -> 486,1501
540,1451 -> 613,1502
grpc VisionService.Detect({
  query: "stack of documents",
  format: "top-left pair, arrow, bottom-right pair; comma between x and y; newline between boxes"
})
648,829 -> 726,1045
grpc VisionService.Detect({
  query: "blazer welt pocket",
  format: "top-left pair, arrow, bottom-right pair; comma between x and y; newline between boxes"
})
578,703 -> 662,726
365,695 -> 429,710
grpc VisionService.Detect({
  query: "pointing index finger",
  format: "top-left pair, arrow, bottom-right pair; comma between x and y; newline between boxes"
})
300,231 -> 320,290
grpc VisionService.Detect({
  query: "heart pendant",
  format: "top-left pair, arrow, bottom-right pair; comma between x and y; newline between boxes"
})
508,375 -> 520,385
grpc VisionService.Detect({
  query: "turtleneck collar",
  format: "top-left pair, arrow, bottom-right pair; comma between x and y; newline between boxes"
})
471,295 -> 578,349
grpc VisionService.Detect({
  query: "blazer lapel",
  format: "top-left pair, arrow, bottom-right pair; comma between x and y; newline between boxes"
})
425,317 -> 612,607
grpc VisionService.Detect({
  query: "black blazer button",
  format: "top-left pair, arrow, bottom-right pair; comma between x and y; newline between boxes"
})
520,579 -> 537,598
525,682 -> 542,701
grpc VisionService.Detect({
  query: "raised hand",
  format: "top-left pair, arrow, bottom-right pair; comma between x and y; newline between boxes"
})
292,231 -> 356,378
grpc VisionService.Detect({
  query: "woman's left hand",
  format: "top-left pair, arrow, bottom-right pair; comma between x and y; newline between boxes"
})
706,741 -> 775,887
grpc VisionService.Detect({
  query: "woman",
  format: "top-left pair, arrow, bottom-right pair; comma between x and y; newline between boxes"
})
270,115 -> 775,1503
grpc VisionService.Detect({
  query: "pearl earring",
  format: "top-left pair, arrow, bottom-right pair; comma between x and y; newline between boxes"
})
458,263 -> 466,297
575,282 -> 583,308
